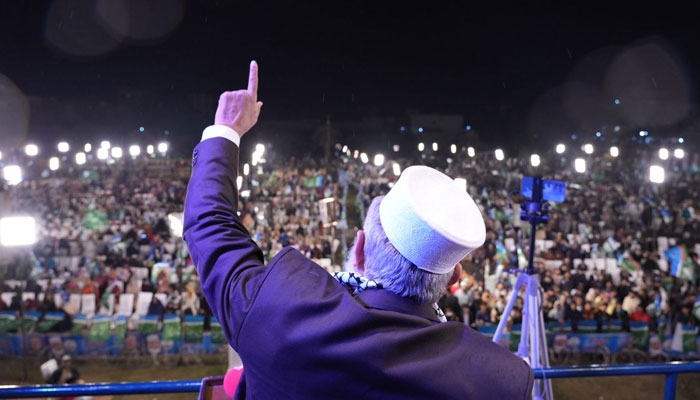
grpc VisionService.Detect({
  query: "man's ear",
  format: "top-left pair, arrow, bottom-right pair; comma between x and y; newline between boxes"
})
354,230 -> 366,273
448,263 -> 462,287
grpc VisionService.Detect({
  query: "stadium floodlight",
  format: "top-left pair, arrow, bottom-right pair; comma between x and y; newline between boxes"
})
129,145 -> 141,157
84,143 -> 92,152
450,144 -> 457,154
236,176 -> 243,190
360,152 -> 369,164
674,148 -> 684,159
256,144 -> 265,155
146,145 -> 154,155
555,144 -> 566,154
467,147 -> 476,158
495,149 -> 504,161
243,163 -> 250,176
111,147 -> 123,159
610,146 -> 619,158
418,142 -> 425,152
659,148 -> 669,160
157,142 -> 168,153
342,145 -> 348,153
574,158 -> 586,173
353,150 -> 359,159
392,163 -> 401,176
96,147 -> 109,160
454,177 -> 467,192
3,165 -> 22,186
432,142 -> 438,151
75,152 -> 86,165
393,144 -> 400,152
57,142 -> 69,153
530,154 -> 541,167
373,154 -> 385,166
0,216 -> 37,247
49,157 -> 60,171
583,144 -> 594,154
649,165 -> 664,183
100,140 -> 111,149
25,144 -> 39,157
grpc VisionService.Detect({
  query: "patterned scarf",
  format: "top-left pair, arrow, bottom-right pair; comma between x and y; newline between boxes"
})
333,271 -> 446,322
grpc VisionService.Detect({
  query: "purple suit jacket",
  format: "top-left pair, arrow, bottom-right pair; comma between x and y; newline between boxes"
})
184,137 -> 533,399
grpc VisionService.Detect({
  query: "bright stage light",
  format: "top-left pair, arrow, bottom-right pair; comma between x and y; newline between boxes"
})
84,143 -> 92,152
418,142 -> 424,152
243,163 -> 250,176
649,165 -> 665,183
360,153 -> 369,164
341,145 -> 348,153
674,148 -> 684,159
236,176 -> 243,190
373,154 -> 384,166
574,158 -> 586,173
353,150 -> 359,159
392,163 -> 401,176
432,142 -> 438,152
100,140 -> 111,149
556,144 -> 566,154
530,154 -> 540,167
583,144 -> 594,154
255,144 -> 265,155
495,149 -> 504,161
610,146 -> 619,158
3,165 -> 22,186
129,145 -> 141,157
450,144 -> 457,154
393,144 -> 400,152
111,147 -> 123,159
49,157 -> 59,171
146,145 -> 154,155
57,142 -> 69,153
467,147 -> 475,158
454,178 -> 467,192
157,142 -> 168,153
75,152 -> 86,165
659,148 -> 669,160
25,144 -> 38,157
0,216 -> 37,247
97,147 -> 109,160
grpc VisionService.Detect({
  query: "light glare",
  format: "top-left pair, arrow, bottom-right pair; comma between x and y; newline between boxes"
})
97,147 -> 109,160
556,144 -> 566,154
649,165 -> 665,183
57,142 -> 69,153
146,145 -> 154,155
111,147 -> 123,159
467,147 -> 475,158
583,144 -> 594,154
574,158 -> 586,173
530,154 -> 541,167
610,146 -> 619,157
75,152 -> 86,165
495,149 -> 504,161
100,140 -> 111,149
373,154 -> 385,166
84,143 -> 92,152
0,216 -> 37,247
49,157 -> 60,171
360,153 -> 369,164
432,142 -> 438,152
129,145 -> 141,157
25,144 -> 38,157
659,148 -> 669,160
450,144 -> 457,154
673,148 -> 684,159
157,142 -> 168,153
392,163 -> 401,176
3,165 -> 22,186
418,142 -> 425,152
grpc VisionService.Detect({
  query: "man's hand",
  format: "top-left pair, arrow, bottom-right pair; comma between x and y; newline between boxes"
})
215,60 -> 263,137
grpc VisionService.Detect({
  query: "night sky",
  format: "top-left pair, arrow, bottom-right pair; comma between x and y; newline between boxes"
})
1,1 -> 700,154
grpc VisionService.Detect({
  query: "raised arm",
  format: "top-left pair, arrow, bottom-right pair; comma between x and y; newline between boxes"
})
183,61 -> 265,348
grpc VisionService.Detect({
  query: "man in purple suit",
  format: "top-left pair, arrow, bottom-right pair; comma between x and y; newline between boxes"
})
184,61 -> 533,399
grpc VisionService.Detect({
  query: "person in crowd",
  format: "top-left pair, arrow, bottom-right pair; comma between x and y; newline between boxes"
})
48,355 -> 80,384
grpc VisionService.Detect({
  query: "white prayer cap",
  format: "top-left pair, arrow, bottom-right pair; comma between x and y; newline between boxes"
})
379,166 -> 486,274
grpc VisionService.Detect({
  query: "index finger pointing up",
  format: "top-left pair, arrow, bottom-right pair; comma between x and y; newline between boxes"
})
247,60 -> 258,100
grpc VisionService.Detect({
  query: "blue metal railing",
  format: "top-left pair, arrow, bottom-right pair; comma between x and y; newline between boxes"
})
0,362 -> 698,399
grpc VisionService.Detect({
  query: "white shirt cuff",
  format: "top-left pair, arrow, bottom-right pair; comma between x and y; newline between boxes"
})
201,125 -> 240,147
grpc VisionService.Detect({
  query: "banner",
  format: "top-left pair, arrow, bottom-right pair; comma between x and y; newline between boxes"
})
138,315 -> 160,334
578,320 -> 597,333
671,323 -> 698,353
89,315 -> 111,342
184,315 -> 204,343
210,317 -> 226,344
162,314 -> 181,341
114,315 -> 127,344
630,321 -> 649,350
71,314 -> 88,335
0,311 -> 17,334
22,312 -> 41,332
36,312 -> 65,333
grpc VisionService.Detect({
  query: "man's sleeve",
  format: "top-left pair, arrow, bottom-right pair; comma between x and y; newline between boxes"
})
183,135 -> 267,349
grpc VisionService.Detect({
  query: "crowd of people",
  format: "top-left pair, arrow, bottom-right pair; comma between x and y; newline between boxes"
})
0,141 -> 698,349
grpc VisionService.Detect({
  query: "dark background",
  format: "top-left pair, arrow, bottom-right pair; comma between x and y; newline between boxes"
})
1,1 -> 699,156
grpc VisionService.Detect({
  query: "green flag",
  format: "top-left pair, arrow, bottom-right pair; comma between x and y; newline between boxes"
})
630,321 -> 649,350
162,314 -> 181,341
89,315 -> 111,342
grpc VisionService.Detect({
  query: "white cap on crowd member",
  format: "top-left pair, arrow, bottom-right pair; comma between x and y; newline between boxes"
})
379,166 -> 486,274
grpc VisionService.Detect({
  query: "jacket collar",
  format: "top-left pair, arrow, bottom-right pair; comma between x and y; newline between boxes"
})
356,289 -> 441,323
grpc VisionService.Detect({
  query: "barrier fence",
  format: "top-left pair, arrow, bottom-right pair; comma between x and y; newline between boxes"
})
0,362 -> 698,399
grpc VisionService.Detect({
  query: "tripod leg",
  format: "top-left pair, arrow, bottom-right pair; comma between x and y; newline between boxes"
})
537,289 -> 554,399
493,273 -> 527,344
